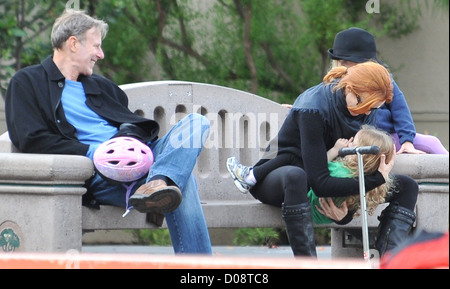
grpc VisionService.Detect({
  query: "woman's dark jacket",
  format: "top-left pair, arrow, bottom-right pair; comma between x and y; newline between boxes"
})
254,82 -> 385,199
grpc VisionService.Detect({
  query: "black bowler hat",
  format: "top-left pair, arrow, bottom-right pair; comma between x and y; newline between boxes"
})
328,27 -> 385,66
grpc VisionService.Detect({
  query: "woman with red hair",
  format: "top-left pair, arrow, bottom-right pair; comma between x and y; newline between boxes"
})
227,61 -> 418,258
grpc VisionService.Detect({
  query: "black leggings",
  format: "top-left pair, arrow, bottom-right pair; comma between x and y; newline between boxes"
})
253,154 -> 301,182
250,166 -> 418,211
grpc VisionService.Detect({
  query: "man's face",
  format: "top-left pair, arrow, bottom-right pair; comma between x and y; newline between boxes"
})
74,27 -> 104,77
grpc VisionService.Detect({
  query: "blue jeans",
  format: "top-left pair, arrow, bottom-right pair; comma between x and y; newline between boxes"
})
87,114 -> 212,254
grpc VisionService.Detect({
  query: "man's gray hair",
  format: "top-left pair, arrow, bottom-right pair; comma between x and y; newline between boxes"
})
51,9 -> 109,49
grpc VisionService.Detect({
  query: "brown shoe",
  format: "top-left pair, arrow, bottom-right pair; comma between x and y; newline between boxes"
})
129,179 -> 182,214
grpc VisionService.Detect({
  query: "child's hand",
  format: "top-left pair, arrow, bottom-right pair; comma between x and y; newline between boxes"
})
328,137 -> 354,161
334,137 -> 353,150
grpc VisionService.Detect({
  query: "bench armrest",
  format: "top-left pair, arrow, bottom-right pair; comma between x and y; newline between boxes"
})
392,154 -> 449,183
0,153 -> 94,185
0,132 -> 94,185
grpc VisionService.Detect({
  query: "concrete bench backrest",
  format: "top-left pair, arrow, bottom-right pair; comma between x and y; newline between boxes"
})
1,81 -> 448,200
120,81 -> 289,201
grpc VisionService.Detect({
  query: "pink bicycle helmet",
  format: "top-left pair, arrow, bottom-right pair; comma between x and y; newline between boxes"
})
93,137 -> 154,183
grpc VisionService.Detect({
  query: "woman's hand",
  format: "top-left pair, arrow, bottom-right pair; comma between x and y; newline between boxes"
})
378,144 -> 396,180
316,198 -> 348,222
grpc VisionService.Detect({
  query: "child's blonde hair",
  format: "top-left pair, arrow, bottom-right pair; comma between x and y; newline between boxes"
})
341,125 -> 395,216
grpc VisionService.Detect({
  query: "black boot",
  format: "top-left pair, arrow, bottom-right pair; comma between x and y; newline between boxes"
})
375,203 -> 416,256
282,202 -> 317,258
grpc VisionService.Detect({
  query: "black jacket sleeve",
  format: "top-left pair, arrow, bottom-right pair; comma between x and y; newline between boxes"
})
296,111 -> 385,198
334,210 -> 355,225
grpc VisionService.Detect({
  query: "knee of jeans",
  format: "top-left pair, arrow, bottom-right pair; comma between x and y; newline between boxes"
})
190,113 -> 210,138
189,113 -> 210,128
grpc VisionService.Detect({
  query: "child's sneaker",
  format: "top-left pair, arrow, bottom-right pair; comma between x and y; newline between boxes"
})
226,157 -> 252,193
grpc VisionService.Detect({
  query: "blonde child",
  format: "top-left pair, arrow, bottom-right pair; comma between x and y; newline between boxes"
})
310,125 -> 395,224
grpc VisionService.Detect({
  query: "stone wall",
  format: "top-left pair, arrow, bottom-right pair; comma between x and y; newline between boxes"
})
377,4 -> 449,149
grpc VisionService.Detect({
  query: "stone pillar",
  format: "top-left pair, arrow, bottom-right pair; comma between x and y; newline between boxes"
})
0,153 -> 93,252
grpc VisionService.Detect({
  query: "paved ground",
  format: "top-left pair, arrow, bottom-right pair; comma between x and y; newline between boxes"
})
82,245 -> 331,259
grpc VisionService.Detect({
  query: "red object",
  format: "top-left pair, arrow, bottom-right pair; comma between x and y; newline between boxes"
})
380,231 -> 449,269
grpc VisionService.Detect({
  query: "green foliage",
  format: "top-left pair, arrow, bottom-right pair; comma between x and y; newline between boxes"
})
314,228 -> 332,245
434,0 -> 450,10
1,0 -> 434,100
233,227 -> 332,246
0,0 -> 66,96
129,227 -> 332,247
233,228 -> 281,246
375,1 -> 422,38
132,229 -> 172,246
90,0 -> 426,104
94,0 -> 158,84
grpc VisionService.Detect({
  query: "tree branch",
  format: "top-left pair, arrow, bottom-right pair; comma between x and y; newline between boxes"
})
159,37 -> 210,67
260,42 -> 298,91
242,3 -> 258,93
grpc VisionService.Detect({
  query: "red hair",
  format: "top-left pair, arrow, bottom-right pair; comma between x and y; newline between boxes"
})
323,61 -> 393,114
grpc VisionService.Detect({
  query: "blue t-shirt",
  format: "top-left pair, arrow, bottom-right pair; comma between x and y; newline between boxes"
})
61,79 -> 118,159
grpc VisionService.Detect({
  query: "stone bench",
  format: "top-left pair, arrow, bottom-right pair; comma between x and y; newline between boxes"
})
1,81 -> 448,258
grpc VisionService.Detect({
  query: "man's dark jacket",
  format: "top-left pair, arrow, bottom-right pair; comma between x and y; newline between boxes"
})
5,56 -> 159,156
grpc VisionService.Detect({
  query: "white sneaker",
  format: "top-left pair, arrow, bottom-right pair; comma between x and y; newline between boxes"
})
226,157 -> 252,193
